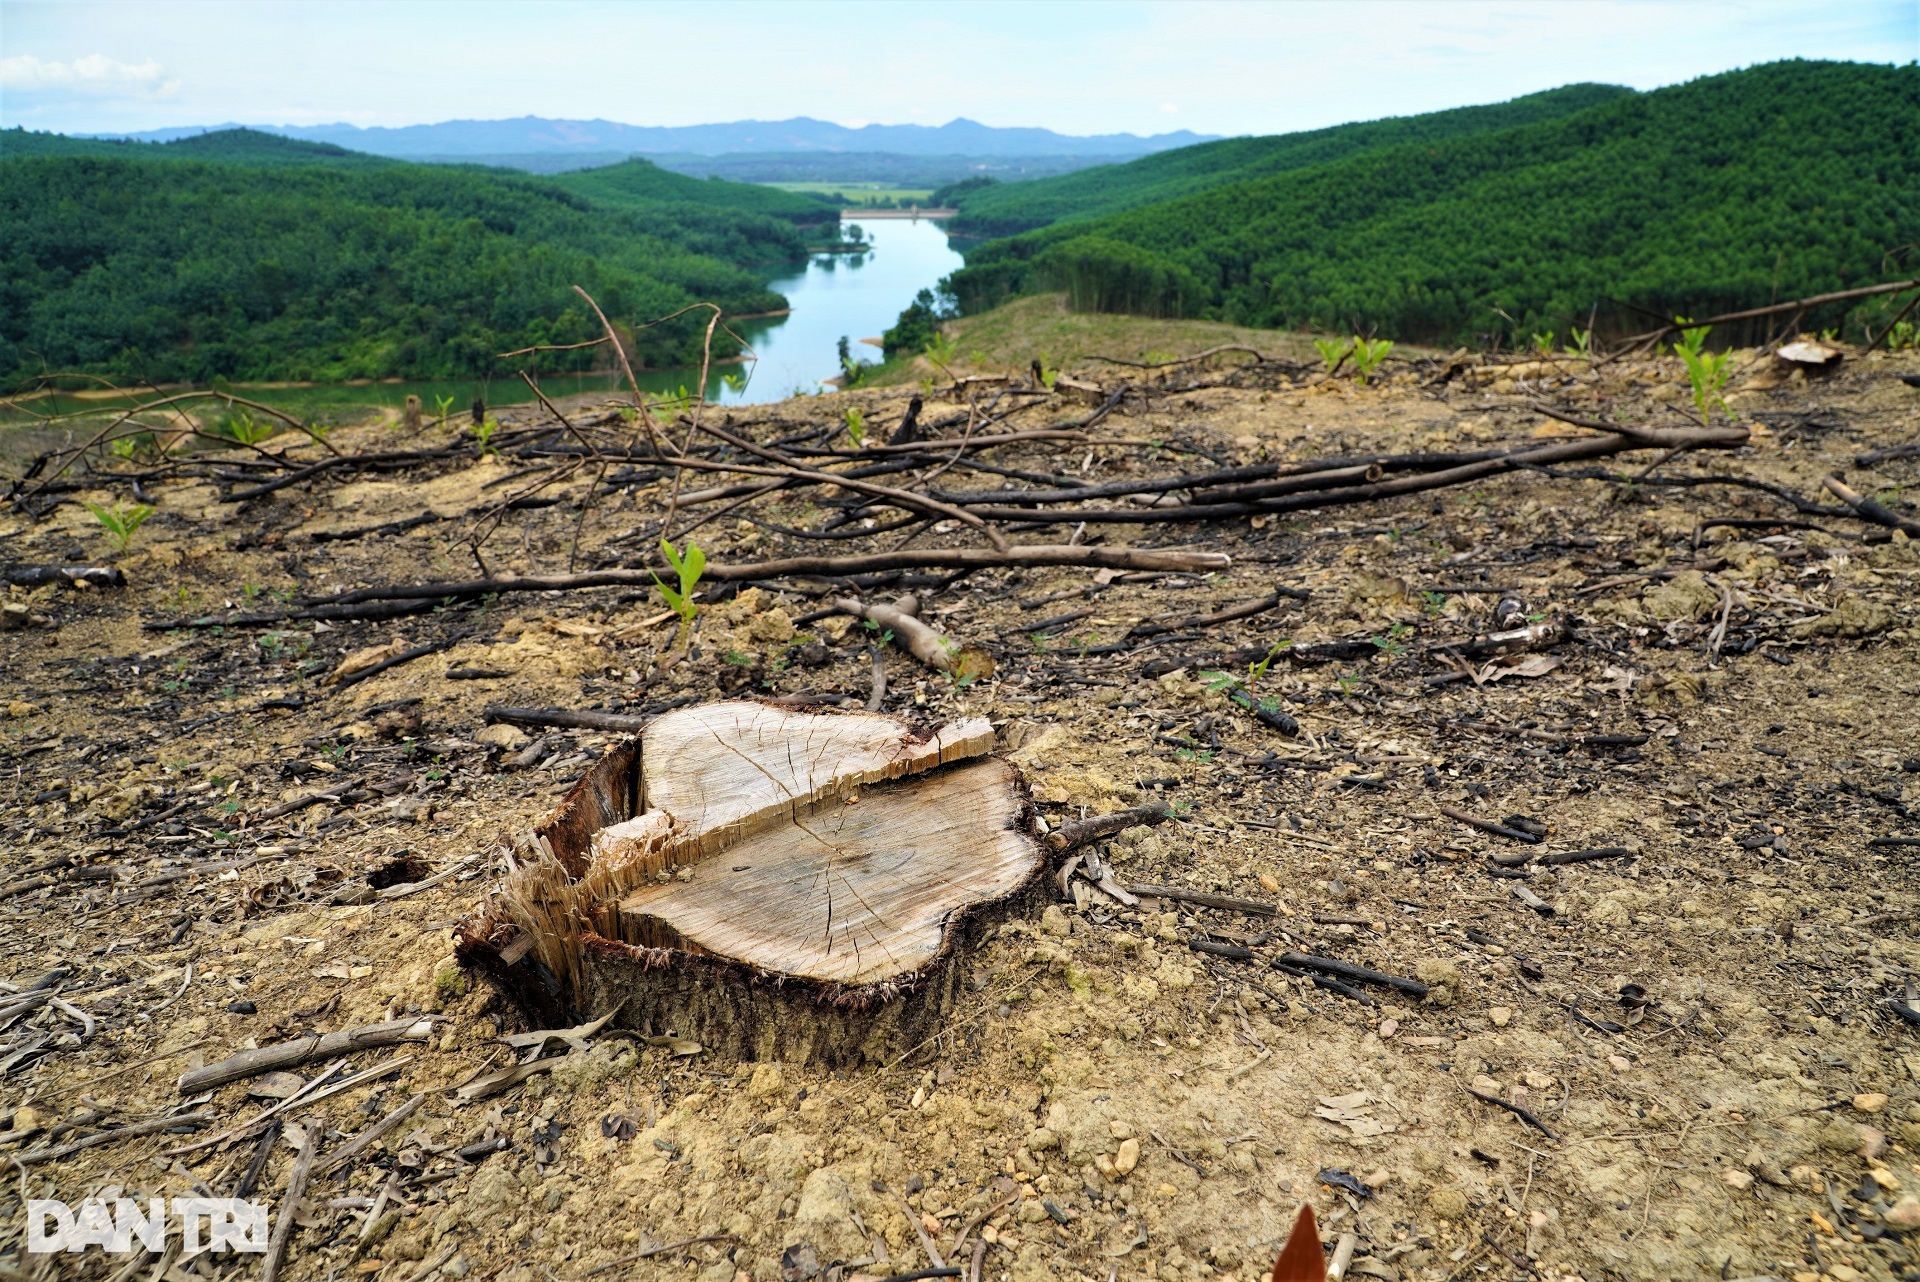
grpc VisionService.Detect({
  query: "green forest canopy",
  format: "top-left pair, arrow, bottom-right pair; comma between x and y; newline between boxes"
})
936,61 -> 1920,347
0,130 -> 835,387
942,82 -> 1632,238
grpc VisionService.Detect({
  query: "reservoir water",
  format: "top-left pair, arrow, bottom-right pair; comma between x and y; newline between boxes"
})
724,216 -> 964,404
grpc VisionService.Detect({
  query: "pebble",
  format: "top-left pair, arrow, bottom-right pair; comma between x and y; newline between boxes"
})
1854,1092 -> 1890,1114
1426,1186 -> 1469,1221
1488,1006 -> 1512,1028
1114,1138 -> 1140,1176
1721,1169 -> 1754,1191
1857,1125 -> 1888,1161
1378,1019 -> 1399,1038
1883,1195 -> 1920,1232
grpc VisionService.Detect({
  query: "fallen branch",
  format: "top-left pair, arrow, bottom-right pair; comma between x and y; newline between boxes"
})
293,545 -> 1232,610
1046,801 -> 1172,853
319,1093 -> 425,1177
14,1112 -> 214,1165
259,1117 -> 320,1282
1128,884 -> 1278,916
1825,476 -> 1920,537
1278,952 -> 1430,998
1613,277 -> 1920,348
484,706 -> 652,733
832,595 -> 962,675
177,1017 -> 433,1093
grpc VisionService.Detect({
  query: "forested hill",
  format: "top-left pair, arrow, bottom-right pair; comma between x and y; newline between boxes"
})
0,133 -> 833,386
0,126 -> 395,169
941,61 -> 1919,346
943,82 -> 1632,238
548,158 -> 838,225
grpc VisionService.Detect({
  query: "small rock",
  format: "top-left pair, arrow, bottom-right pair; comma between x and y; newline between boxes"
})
12,1106 -> 39,1132
1858,1125 -> 1888,1161
1854,1092 -> 1890,1114
1884,1194 -> 1920,1232
746,1063 -> 786,1101
1040,906 -> 1072,937
1818,1119 -> 1864,1153
226,1000 -> 257,1015
1427,1186 -> 1469,1221
1027,1127 -> 1059,1152
1378,1018 -> 1399,1038
1113,1137 -> 1140,1176
1721,1169 -> 1754,1191
1488,1006 -> 1511,1027
1606,1054 -> 1632,1072
1413,959 -> 1462,1006
1017,1200 -> 1049,1224
443,1255 -> 471,1278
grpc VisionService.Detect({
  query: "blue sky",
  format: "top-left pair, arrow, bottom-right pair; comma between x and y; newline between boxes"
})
3,0 -> 1915,138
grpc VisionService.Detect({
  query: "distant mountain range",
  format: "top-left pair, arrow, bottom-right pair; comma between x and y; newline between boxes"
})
91,116 -> 1217,160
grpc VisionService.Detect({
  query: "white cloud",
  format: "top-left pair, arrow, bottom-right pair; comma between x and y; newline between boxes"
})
0,53 -> 177,98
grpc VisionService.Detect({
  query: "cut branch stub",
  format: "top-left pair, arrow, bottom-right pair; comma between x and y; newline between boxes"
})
458,701 -> 1046,1065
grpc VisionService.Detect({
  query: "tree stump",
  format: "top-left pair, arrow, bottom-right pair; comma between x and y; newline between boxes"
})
457,701 -> 1049,1065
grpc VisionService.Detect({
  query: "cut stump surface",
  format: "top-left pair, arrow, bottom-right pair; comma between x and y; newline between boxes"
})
458,700 -> 1047,1064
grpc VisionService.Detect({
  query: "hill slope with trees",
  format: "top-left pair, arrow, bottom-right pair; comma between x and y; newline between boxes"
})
942,82 -> 1633,238
0,135 -> 834,386
938,61 -> 1919,346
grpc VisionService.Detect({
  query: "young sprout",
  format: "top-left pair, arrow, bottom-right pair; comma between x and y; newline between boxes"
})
1350,337 -> 1395,386
843,407 -> 868,448
652,537 -> 707,651
87,499 -> 156,553
1313,337 -> 1353,374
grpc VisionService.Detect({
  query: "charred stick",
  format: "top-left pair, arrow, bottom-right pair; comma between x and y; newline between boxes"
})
1440,806 -> 1543,845
1278,952 -> 1430,998
485,707 -> 650,733
1825,476 -> 1920,537
1128,884 -> 1278,917
1542,847 -> 1633,866
331,630 -> 474,688
297,545 -> 1231,609
1468,1090 -> 1559,1141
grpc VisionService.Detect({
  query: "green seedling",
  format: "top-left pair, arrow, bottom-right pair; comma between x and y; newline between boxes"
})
837,337 -> 866,389
219,408 -> 274,447
923,331 -> 957,377
844,407 -> 868,448
1672,319 -> 1734,424
1247,639 -> 1292,687
1531,331 -> 1556,357
1371,622 -> 1412,658
1422,589 -> 1447,617
1351,337 -> 1395,386
432,394 -> 456,426
1335,671 -> 1362,697
87,499 -> 155,553
721,372 -> 747,394
1568,327 -> 1593,359
1887,321 -> 1917,351
109,437 -> 138,460
653,537 -> 706,651
472,416 -> 499,456
1313,337 -> 1353,373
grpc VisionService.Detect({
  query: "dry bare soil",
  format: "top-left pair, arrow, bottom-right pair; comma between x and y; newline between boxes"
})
4,341 -> 1920,1282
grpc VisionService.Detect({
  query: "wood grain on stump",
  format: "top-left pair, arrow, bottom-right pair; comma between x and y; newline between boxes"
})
457,700 -> 1046,1065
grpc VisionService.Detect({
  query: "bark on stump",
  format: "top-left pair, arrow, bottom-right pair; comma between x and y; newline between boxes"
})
457,700 -> 1048,1066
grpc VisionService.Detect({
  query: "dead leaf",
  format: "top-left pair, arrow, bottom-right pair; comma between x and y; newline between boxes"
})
326,640 -> 406,684
1476,654 -> 1562,683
